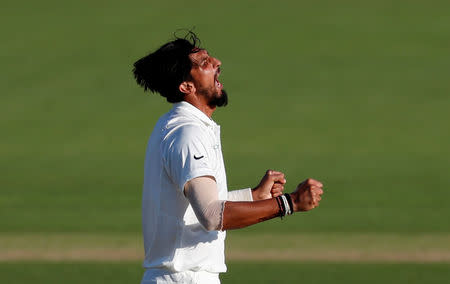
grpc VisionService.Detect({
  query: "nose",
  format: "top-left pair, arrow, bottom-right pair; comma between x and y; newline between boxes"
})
213,57 -> 221,68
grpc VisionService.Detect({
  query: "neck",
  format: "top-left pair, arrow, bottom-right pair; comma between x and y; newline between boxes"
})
183,95 -> 216,118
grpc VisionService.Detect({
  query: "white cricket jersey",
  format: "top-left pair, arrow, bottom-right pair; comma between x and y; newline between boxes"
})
142,101 -> 228,273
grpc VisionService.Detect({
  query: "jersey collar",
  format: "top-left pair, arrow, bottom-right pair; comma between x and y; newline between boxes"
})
173,101 -> 218,127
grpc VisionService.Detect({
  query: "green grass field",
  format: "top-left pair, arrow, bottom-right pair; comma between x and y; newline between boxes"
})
1,261 -> 450,284
1,0 -> 449,282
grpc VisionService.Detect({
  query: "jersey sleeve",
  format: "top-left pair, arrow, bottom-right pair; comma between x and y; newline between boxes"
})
227,188 -> 253,201
162,124 -> 217,193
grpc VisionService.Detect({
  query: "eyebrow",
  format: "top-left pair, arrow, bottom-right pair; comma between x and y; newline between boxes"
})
200,55 -> 209,64
198,52 -> 210,65
191,50 -> 210,66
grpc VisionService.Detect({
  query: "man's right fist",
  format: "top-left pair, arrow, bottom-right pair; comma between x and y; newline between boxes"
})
290,178 -> 324,212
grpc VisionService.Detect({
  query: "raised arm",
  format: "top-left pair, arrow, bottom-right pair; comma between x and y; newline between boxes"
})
223,178 -> 323,230
184,176 -> 324,231
227,170 -> 286,202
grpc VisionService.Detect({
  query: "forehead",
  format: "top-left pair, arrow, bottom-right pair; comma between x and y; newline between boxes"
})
189,49 -> 209,63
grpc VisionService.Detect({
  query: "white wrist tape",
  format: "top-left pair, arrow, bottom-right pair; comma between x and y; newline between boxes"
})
280,194 -> 292,215
184,176 -> 225,231
227,188 -> 253,201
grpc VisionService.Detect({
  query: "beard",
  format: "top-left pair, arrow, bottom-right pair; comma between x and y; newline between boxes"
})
198,86 -> 228,108
209,89 -> 228,107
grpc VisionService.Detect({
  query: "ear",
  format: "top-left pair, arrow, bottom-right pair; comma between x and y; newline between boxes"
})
179,81 -> 195,95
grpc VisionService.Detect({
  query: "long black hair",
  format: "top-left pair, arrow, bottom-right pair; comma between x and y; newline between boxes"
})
132,31 -> 200,103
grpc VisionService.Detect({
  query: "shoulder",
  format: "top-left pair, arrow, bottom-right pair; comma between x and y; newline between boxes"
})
164,111 -> 210,138
168,123 -> 211,149
161,118 -> 212,151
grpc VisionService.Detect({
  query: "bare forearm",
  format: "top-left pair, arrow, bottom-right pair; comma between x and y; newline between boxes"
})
185,176 -> 324,231
222,198 -> 280,230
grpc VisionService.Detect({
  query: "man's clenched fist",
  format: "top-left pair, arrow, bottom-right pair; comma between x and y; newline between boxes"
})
290,178 -> 324,212
252,170 -> 286,201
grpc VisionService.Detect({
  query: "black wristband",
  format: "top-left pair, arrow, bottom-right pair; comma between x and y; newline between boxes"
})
275,196 -> 285,219
278,196 -> 287,219
284,193 -> 294,215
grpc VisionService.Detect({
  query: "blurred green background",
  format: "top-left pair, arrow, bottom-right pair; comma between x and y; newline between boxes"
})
1,0 -> 449,283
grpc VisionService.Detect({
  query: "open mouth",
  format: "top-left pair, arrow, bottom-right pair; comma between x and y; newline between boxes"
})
214,68 -> 223,89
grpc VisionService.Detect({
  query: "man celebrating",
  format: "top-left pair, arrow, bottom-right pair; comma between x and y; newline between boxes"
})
133,32 -> 324,284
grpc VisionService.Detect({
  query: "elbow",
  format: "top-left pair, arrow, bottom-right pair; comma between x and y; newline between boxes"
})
196,200 -> 225,231
200,219 -> 219,231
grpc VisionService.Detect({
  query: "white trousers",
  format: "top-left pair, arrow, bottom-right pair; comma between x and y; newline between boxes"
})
141,269 -> 220,284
